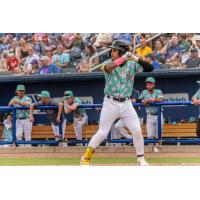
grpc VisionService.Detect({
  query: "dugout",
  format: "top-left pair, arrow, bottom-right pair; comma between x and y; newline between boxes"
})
0,69 -> 199,124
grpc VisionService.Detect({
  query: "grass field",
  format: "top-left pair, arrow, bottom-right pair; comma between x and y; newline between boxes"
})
0,157 -> 200,165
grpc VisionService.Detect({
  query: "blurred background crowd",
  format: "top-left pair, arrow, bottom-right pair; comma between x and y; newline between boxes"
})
0,33 -> 200,75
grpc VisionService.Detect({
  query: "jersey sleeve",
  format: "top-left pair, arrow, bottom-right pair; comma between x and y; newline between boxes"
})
193,89 -> 200,99
74,98 -> 81,106
128,61 -> 143,78
156,90 -> 164,98
25,96 -> 32,105
138,91 -> 145,100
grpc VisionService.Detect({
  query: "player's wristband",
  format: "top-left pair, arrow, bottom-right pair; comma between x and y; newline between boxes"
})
114,57 -> 125,66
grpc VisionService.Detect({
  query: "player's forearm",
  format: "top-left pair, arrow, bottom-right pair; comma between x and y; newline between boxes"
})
66,104 -> 78,111
104,57 -> 125,73
153,98 -> 163,102
137,59 -> 154,72
29,104 -> 35,116
57,103 -> 63,117
16,102 -> 30,107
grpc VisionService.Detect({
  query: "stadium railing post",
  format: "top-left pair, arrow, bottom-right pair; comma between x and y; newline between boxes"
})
157,105 -> 162,143
12,108 -> 17,145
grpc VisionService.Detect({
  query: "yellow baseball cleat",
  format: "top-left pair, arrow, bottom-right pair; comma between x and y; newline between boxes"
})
80,146 -> 94,166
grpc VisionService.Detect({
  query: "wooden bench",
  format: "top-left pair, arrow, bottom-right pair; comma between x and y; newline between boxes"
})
0,123 -> 197,140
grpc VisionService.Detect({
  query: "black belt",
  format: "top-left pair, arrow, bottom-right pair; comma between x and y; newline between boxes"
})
106,95 -> 130,102
149,114 -> 158,116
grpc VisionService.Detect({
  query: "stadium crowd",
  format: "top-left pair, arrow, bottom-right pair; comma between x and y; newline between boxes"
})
0,33 -> 200,75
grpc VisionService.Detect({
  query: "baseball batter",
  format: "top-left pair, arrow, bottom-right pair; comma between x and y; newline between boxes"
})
8,84 -> 33,143
139,77 -> 164,152
80,40 -> 153,165
30,91 -> 66,140
63,91 -> 88,143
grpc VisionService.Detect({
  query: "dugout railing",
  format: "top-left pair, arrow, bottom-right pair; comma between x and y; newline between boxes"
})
0,102 -> 199,146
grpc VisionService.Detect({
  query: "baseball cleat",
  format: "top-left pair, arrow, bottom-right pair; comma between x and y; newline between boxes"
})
80,146 -> 94,166
137,156 -> 149,166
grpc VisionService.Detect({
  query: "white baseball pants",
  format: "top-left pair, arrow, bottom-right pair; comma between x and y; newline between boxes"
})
73,114 -> 88,140
16,119 -> 33,141
146,113 -> 164,139
88,96 -> 144,156
51,119 -> 67,139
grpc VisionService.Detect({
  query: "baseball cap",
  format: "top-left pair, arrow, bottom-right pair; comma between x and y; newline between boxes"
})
145,77 -> 155,83
30,59 -> 38,64
38,91 -> 50,98
45,46 -> 52,51
39,56 -> 49,61
16,84 -> 25,91
63,90 -> 73,99
190,47 -> 198,52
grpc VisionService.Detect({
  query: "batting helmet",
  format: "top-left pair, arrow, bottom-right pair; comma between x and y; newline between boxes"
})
109,40 -> 129,55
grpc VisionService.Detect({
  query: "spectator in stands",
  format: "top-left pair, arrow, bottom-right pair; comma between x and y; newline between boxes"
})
157,56 -> 170,69
183,48 -> 200,68
20,45 -> 39,75
77,43 -> 99,73
45,46 -> 53,63
66,33 -> 85,60
1,51 -> 9,71
93,33 -> 113,49
30,91 -> 66,140
80,33 -> 96,46
6,51 -> 20,74
42,34 -> 52,47
178,34 -> 190,53
113,33 -> 132,44
16,37 -> 29,65
162,35 -> 182,62
136,37 -> 153,58
144,33 -> 153,49
34,37 -> 46,56
29,59 -> 39,75
36,56 -> 61,75
61,33 -> 75,49
52,44 -> 70,69
10,40 -> 17,56
195,35 -> 200,56
153,39 -> 165,61
145,54 -> 161,70
2,37 -> 11,51
168,55 -> 182,69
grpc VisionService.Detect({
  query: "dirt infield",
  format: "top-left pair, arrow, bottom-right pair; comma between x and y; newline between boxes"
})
0,152 -> 200,158
0,146 -> 199,165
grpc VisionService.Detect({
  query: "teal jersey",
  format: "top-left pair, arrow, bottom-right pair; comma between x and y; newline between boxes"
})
103,60 -> 143,98
139,89 -> 163,115
11,95 -> 32,118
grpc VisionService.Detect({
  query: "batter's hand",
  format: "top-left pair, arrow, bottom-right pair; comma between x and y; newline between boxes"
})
122,52 -> 139,62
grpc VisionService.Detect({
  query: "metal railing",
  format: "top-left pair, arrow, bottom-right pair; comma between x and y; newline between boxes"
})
0,101 -> 199,146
